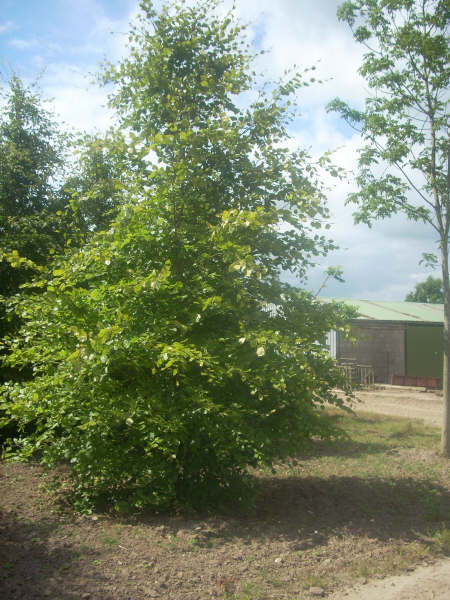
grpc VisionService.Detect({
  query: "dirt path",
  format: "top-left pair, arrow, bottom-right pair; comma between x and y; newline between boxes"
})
352,384 -> 443,427
330,557 -> 450,600
334,385 -> 448,600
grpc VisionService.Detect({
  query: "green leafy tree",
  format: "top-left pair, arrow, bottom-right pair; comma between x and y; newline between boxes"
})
327,0 -> 449,456
1,0 -> 352,512
0,76 -> 68,366
61,131 -> 138,237
405,275 -> 444,303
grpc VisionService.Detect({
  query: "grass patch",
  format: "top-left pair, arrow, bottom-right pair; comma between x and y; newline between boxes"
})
428,527 -> 450,554
248,410 -> 449,593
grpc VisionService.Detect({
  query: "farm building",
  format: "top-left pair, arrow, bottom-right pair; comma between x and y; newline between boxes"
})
325,299 -> 444,387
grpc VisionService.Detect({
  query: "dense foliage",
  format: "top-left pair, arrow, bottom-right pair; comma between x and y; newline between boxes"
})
0,77 -> 67,311
61,131 -> 138,237
0,80 -> 125,382
328,0 -> 449,455
405,276 -> 444,304
0,76 -> 71,387
1,0 -> 353,511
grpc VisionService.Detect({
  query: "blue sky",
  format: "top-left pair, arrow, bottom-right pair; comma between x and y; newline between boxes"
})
0,0 -> 440,300
2,1 -> 129,70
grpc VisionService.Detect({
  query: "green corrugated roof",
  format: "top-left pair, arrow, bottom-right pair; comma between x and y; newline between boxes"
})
323,299 -> 444,323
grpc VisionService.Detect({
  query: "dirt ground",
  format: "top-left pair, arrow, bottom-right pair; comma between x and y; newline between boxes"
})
1,384 -> 448,600
330,557 -> 450,600
352,384 -> 443,428
336,384 -> 449,600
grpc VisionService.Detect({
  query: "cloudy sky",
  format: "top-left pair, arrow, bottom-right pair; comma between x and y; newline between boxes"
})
0,0 -> 440,300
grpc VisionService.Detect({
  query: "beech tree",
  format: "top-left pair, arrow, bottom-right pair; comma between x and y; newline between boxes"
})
328,0 -> 449,456
0,76 -> 68,379
60,132 -> 139,237
1,0 -> 352,511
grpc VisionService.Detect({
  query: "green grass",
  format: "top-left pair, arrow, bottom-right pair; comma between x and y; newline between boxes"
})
429,527 -> 450,554
288,411 -> 446,479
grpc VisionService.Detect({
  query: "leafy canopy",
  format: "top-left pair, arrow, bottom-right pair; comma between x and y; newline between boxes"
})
1,0 -> 352,512
60,131 -> 144,238
328,0 -> 448,232
405,276 -> 444,303
0,76 -> 69,347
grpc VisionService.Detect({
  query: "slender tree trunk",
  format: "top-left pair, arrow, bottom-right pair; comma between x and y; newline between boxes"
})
441,240 -> 450,456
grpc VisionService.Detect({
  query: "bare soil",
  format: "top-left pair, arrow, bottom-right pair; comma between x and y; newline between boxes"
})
329,557 -> 450,600
352,384 -> 443,427
1,385 -> 449,600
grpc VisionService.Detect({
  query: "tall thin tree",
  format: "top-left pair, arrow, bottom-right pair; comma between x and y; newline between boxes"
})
328,0 -> 449,455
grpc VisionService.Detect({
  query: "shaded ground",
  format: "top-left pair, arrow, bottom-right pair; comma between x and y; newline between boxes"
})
1,391 -> 449,600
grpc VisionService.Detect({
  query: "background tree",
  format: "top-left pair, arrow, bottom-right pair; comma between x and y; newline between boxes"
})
60,131 -> 139,237
405,275 -> 444,303
1,0 -> 352,512
0,80 -> 130,344
0,76 -> 69,379
328,0 -> 449,456
0,79 -> 132,444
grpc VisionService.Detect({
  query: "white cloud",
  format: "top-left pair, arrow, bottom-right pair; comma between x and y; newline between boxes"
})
226,0 -> 367,109
9,38 -> 40,49
42,63 -> 115,133
61,0 -> 138,64
26,1 -> 139,134
0,21 -> 14,34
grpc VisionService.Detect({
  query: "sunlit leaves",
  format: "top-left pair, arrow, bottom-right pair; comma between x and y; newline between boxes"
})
329,0 -> 449,225
1,0 -> 354,511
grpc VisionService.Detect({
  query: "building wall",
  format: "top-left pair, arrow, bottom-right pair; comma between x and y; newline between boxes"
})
338,321 -> 405,383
